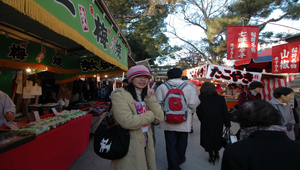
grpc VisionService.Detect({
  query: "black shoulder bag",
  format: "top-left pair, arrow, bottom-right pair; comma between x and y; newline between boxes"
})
94,111 -> 130,160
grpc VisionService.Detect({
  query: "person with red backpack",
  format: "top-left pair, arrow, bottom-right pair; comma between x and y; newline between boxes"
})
155,68 -> 200,170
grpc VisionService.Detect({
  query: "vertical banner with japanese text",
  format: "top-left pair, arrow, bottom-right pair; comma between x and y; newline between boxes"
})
227,26 -> 260,60
272,41 -> 300,73
206,64 -> 262,85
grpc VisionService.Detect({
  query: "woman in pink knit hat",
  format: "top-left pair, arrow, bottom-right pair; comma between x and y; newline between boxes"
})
110,65 -> 164,170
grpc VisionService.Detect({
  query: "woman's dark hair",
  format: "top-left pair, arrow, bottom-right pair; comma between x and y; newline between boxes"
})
200,82 -> 218,96
156,81 -> 163,86
124,83 -> 148,101
273,87 -> 293,99
236,100 -> 282,128
230,83 -> 237,89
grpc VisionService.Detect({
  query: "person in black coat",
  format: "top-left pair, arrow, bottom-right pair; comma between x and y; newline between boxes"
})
221,100 -> 300,170
196,82 -> 231,165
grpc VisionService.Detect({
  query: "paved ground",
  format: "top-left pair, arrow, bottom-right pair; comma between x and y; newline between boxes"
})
68,114 -> 240,170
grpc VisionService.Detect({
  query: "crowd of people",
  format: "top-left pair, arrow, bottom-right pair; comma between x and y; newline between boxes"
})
109,65 -> 300,170
1,65 -> 300,170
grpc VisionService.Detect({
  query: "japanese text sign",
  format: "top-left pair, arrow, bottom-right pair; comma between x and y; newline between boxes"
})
206,64 -> 262,85
28,0 -> 128,69
186,65 -> 208,79
227,26 -> 260,60
272,41 -> 300,73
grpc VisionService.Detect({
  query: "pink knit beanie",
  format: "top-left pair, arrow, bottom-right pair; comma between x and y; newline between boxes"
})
127,65 -> 152,84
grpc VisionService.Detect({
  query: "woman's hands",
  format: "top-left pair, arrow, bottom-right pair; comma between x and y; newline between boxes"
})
146,82 -> 156,99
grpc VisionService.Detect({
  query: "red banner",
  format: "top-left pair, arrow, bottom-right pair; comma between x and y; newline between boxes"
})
272,41 -> 300,73
227,26 -> 260,60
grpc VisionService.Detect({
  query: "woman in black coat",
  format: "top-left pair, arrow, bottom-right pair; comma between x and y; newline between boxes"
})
221,100 -> 300,170
196,82 -> 231,165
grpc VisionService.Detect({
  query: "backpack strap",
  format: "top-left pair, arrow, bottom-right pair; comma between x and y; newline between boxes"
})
178,82 -> 188,90
164,82 -> 188,90
164,82 -> 172,90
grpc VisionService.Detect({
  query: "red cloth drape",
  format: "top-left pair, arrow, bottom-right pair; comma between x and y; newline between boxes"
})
0,114 -> 92,170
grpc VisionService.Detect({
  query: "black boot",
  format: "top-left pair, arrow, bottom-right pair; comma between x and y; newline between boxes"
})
214,150 -> 220,161
208,152 -> 215,165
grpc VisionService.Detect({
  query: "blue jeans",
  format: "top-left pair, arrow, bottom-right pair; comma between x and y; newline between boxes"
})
164,131 -> 188,170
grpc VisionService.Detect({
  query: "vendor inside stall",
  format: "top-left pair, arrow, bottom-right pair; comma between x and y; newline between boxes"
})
0,90 -> 16,126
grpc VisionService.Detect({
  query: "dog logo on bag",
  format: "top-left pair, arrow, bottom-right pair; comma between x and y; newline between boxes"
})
99,138 -> 111,153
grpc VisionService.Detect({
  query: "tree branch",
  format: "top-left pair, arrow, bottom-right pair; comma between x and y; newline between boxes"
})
167,24 -> 209,63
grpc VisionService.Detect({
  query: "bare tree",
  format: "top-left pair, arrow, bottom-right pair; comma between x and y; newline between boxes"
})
168,0 -> 231,64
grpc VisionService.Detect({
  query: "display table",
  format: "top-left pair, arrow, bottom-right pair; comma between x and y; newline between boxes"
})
0,114 -> 92,170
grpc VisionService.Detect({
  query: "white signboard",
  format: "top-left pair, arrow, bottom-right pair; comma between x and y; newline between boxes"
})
52,108 -> 59,115
33,111 -> 40,121
206,64 -> 262,85
186,64 -> 208,79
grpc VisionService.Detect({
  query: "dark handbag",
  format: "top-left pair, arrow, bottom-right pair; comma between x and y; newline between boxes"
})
228,104 -> 239,122
222,127 -> 237,148
94,112 -> 130,160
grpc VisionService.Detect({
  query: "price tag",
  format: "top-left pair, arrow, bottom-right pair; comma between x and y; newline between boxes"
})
52,108 -> 58,115
33,111 -> 40,121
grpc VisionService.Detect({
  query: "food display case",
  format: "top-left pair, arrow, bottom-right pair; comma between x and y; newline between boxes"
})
0,129 -> 35,154
0,114 -> 92,170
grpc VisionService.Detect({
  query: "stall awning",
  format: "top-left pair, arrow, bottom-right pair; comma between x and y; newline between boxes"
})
0,0 -> 130,72
234,49 -> 272,73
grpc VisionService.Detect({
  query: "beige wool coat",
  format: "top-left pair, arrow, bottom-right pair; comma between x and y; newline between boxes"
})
110,88 -> 164,170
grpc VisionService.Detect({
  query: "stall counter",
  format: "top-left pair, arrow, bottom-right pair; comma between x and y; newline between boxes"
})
225,97 -> 238,110
0,114 -> 92,170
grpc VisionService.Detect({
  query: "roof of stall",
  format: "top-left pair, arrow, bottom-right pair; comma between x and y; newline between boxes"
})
0,0 -> 131,71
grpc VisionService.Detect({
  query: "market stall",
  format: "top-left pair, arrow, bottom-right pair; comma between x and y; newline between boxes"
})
183,64 -> 263,108
0,0 -> 132,168
234,43 -> 300,101
0,0 -> 132,111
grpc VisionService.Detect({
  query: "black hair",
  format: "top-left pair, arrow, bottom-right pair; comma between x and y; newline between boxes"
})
273,87 -> 293,99
181,76 -> 188,80
155,81 -> 163,86
122,79 -> 128,83
124,83 -> 148,101
167,68 -> 182,79
230,83 -> 237,89
200,82 -> 218,96
236,100 -> 282,128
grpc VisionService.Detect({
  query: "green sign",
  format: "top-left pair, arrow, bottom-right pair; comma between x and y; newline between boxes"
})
34,0 -> 128,69
55,56 -> 123,84
0,34 -> 80,73
0,35 -> 123,84
1,0 -> 128,70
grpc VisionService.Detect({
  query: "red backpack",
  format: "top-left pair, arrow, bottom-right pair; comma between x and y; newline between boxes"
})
163,82 -> 188,124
